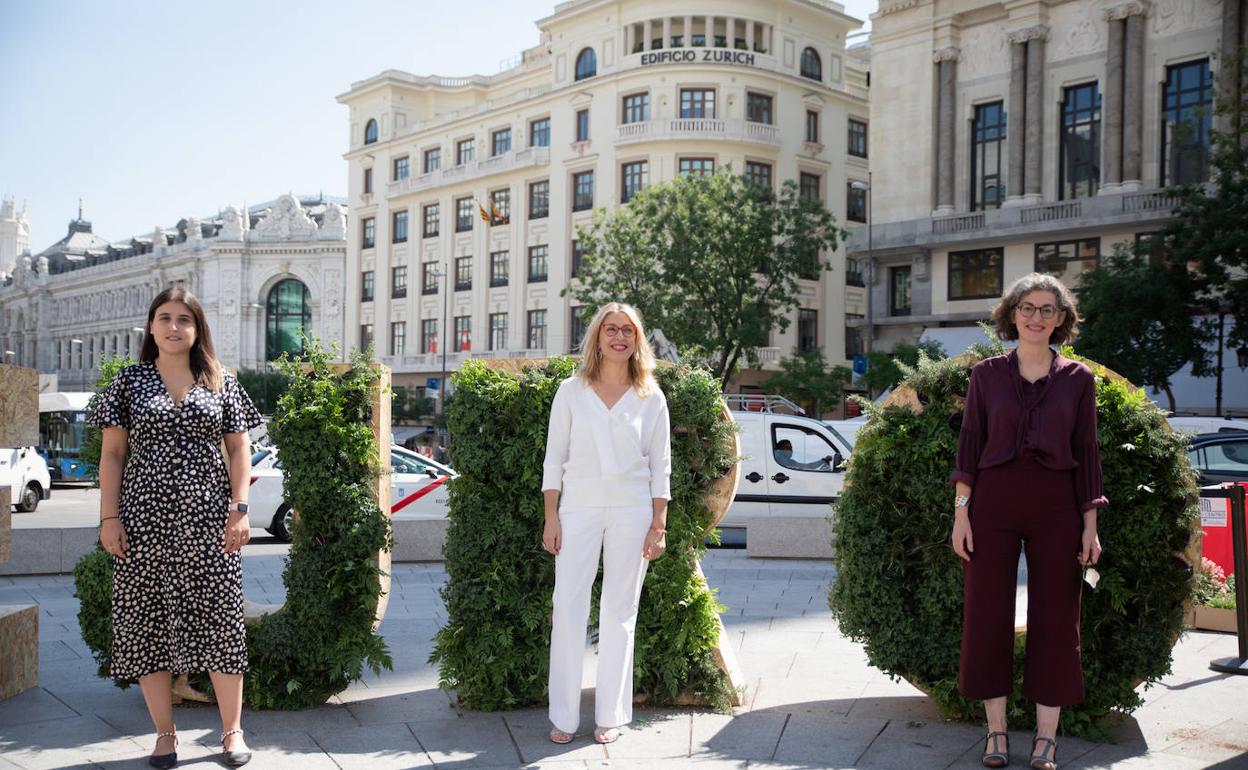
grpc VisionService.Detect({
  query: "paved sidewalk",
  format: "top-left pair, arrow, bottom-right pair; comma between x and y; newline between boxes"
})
0,548 -> 1244,769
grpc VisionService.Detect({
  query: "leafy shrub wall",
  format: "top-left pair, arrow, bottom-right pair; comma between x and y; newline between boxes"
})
828,344 -> 1198,738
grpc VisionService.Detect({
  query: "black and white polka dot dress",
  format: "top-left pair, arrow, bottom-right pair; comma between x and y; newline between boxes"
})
91,361 -> 263,680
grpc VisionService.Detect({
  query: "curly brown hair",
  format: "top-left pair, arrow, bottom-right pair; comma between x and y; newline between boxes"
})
990,272 -> 1081,345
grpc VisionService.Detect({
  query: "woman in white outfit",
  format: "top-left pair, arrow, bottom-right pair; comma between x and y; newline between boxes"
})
542,302 -> 672,745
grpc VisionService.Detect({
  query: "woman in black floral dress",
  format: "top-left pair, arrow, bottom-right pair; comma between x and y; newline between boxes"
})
94,286 -> 262,769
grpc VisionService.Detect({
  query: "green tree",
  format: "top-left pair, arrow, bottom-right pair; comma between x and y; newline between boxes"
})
565,169 -> 846,388
392,385 -> 432,424
236,367 -> 291,415
861,339 -> 945,398
762,349 -> 852,418
1074,242 -> 1212,413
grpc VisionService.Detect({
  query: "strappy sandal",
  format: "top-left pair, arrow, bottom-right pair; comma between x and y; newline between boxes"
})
148,729 -> 177,769
221,728 -> 252,767
981,730 -> 1009,768
594,726 -> 621,744
1030,734 -> 1058,770
549,727 -> 574,744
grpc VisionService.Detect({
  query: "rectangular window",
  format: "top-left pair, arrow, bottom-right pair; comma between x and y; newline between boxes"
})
528,245 -> 549,282
456,137 -> 475,166
529,180 -> 549,219
392,210 -> 408,243
746,92 -> 773,124
1135,231 -> 1168,266
527,309 -> 547,350
890,266 -> 912,316
680,88 -> 716,119
799,172 -> 821,202
1162,59 -> 1213,185
621,160 -> 648,202
454,315 -> 471,352
570,306 -> 588,352
360,323 -> 374,351
805,110 -> 820,143
421,319 -> 437,354
454,255 -> 472,291
678,157 -> 715,178
391,265 -> 408,299
971,101 -> 1007,211
529,117 -> 550,147
846,257 -> 864,287
845,313 -> 864,358
622,93 -> 650,124
571,239 -> 586,278
422,262 -> 440,295
390,321 -> 406,357
489,313 -> 508,351
798,309 -> 818,353
1060,82 -> 1101,200
492,128 -> 512,157
847,182 -> 867,223
455,197 -> 473,232
361,217 -> 375,249
393,155 -> 409,181
744,161 -> 772,190
848,119 -> 868,158
361,270 -> 375,301
1035,238 -> 1101,286
489,188 -> 510,224
423,147 -> 441,173
572,170 -> 594,211
423,203 -> 439,238
363,167 -> 373,195
490,250 -> 509,287
949,248 -> 1004,300
575,109 -> 590,142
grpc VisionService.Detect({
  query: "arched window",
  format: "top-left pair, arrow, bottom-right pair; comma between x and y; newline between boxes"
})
266,279 -> 312,361
800,47 -> 822,81
575,48 -> 597,81
364,118 -> 379,145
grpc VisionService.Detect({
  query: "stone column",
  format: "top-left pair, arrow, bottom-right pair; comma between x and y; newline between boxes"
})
933,47 -> 961,216
662,17 -> 671,49
643,19 -> 652,50
746,19 -> 755,51
1102,18 -> 1125,191
1123,11 -> 1146,187
1007,41 -> 1027,204
704,16 -> 713,46
726,17 -> 735,48
626,23 -> 634,55
684,15 -> 693,46
1221,0 -> 1243,136
1023,27 -> 1048,202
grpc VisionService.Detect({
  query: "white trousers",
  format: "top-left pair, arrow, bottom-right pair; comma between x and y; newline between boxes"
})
548,505 -> 652,733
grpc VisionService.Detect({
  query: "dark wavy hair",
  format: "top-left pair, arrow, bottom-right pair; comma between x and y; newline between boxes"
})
990,272 -> 1081,345
140,286 -> 224,391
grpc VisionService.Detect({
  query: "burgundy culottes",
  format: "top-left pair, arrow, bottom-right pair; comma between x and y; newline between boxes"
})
958,453 -> 1085,707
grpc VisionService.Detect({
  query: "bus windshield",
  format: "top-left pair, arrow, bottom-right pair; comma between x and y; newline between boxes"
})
39,392 -> 94,480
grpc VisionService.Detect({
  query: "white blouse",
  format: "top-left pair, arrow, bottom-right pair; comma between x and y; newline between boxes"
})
541,375 -> 672,509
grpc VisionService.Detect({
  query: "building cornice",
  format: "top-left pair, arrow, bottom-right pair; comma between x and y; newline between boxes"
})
1005,24 -> 1050,44
1103,0 -> 1149,21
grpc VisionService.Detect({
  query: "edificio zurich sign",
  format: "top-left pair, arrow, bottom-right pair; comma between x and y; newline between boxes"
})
640,49 -> 758,66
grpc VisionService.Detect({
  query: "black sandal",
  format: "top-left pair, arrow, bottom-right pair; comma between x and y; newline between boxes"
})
148,729 -> 177,769
981,730 -> 1009,768
1030,734 -> 1057,770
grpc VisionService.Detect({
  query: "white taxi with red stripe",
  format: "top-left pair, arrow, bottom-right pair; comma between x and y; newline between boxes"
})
249,445 -> 455,542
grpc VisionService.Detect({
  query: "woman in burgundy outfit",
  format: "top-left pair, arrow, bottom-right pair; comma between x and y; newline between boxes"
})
950,273 -> 1106,770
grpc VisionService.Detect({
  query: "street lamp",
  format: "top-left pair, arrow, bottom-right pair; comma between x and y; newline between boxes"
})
2,350 -> 14,364
850,172 -> 874,357
428,264 -> 450,416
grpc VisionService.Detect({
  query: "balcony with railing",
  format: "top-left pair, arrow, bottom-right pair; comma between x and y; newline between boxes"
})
616,118 -> 781,147
387,147 -> 550,198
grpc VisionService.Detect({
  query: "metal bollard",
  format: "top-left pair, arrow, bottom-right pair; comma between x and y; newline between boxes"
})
1208,483 -> 1248,674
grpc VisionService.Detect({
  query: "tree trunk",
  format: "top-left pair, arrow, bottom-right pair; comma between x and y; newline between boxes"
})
1162,382 -> 1177,415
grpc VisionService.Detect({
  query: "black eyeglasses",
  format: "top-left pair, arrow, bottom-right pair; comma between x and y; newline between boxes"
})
1017,302 -> 1061,320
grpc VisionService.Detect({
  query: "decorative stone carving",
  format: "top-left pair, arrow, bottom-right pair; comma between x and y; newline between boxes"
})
324,269 -> 342,319
319,202 -> 347,241
1006,24 -> 1051,44
1104,0 -> 1150,20
959,24 -> 1011,79
185,217 -> 203,243
251,194 -> 317,241
1052,0 -> 1104,57
932,46 -> 962,62
1151,0 -> 1222,35
219,206 -> 244,241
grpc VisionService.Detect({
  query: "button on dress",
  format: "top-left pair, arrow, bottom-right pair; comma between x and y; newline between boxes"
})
90,361 -> 263,680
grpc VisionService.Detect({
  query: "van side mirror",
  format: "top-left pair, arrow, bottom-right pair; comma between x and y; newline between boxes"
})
426,468 -> 438,479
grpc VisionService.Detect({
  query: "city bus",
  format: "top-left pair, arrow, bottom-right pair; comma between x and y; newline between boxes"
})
39,392 -> 93,481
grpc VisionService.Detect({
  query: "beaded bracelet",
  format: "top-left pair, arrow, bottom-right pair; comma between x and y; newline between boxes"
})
954,494 -> 971,509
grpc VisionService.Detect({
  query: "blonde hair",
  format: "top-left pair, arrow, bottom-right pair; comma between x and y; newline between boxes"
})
577,302 -> 658,397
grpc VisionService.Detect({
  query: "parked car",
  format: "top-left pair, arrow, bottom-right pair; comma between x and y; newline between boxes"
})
1166,416 -> 1248,436
1,446 -> 52,512
1186,432 -> 1248,486
724,395 -> 854,537
249,445 -> 455,541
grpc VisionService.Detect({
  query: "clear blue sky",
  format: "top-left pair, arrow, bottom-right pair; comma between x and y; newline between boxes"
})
0,0 -> 873,248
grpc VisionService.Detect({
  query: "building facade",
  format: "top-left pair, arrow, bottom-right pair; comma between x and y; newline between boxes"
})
0,194 -> 347,391
338,0 -> 868,396
850,0 -> 1241,362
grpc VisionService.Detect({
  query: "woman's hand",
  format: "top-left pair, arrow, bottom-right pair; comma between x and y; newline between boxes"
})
542,516 -> 562,556
99,518 -> 128,560
1079,524 -> 1102,565
951,512 -> 974,561
223,511 -> 251,554
642,528 -> 666,560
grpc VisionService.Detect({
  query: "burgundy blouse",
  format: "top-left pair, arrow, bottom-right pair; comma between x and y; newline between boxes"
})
951,350 -> 1108,512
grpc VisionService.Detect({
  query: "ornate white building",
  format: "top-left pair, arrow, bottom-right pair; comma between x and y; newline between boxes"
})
0,194 -> 347,391
0,198 -> 32,278
338,0 -> 869,399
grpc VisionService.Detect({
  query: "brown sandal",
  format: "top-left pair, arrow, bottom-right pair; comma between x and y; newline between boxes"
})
981,730 -> 1009,767
1030,734 -> 1057,770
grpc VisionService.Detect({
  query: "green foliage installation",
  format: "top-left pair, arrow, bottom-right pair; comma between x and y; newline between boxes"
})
828,344 -> 1198,738
74,342 -> 393,708
79,354 -> 135,481
432,359 -> 738,711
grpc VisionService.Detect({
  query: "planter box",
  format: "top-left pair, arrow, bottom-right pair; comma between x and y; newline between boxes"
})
1187,604 -> 1239,633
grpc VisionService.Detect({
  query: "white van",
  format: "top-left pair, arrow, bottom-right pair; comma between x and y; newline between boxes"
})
724,395 -> 852,533
1,446 -> 52,512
